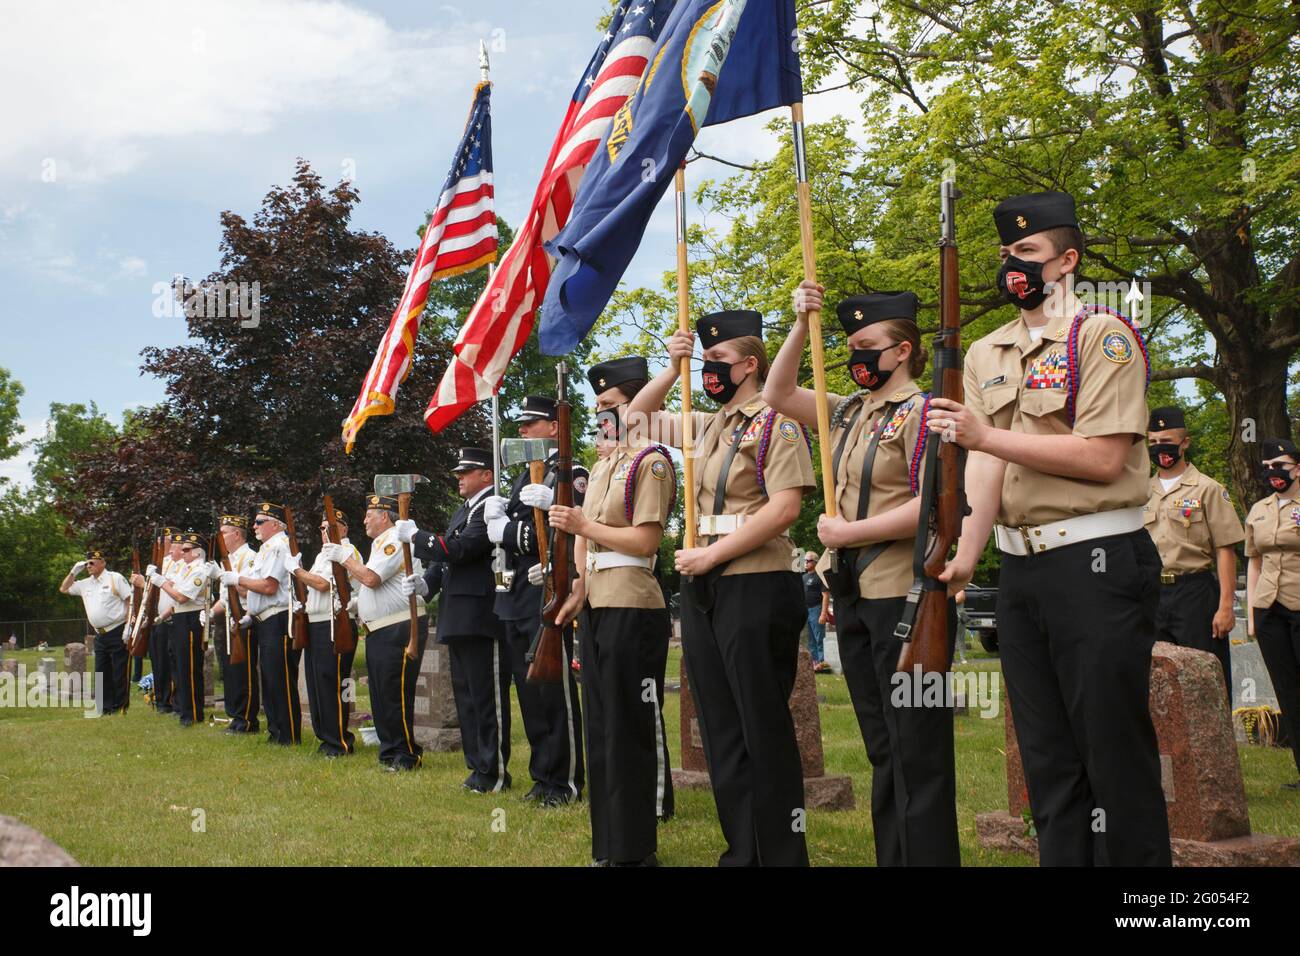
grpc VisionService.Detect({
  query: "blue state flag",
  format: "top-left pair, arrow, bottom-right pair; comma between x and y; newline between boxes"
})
538,0 -> 802,355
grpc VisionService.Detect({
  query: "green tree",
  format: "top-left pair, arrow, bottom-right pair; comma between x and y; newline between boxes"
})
29,402 -> 117,500
0,367 -> 24,472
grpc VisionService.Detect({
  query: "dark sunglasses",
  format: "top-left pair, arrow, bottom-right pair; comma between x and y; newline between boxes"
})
253,518 -> 272,526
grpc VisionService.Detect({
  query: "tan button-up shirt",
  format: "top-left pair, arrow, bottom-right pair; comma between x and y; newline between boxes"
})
686,395 -> 815,576
1144,463 -> 1244,573
1245,494 -> 1300,611
963,311 -> 1149,526
816,383 -> 928,599
581,445 -> 674,608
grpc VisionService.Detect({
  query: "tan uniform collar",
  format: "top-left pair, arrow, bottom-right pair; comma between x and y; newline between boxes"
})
1150,462 -> 1201,499
985,314 -> 1072,354
722,394 -> 767,419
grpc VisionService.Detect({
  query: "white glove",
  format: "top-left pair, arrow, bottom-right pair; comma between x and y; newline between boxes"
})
291,597 -> 304,614
70,560 -> 87,576
220,570 -> 241,588
319,543 -> 346,564
148,571 -> 167,587
145,564 -> 158,577
400,573 -> 429,598
238,614 -> 252,627
206,562 -> 224,582
487,517 -> 507,544
346,597 -> 358,616
520,483 -> 554,510
395,519 -> 419,544
285,551 -> 302,573
527,563 -> 545,587
483,495 -> 509,523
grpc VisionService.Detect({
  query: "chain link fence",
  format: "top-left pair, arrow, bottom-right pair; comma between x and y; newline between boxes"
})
0,619 -> 91,651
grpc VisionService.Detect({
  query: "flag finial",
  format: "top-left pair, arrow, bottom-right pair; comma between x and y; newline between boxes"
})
479,40 -> 490,83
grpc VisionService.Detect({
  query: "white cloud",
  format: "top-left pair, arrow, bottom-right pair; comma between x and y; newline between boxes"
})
0,419 -> 44,489
0,0 -> 487,184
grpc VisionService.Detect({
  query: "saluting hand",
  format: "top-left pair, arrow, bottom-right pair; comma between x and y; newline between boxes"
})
926,397 -> 987,450
674,546 -> 717,577
548,504 -> 587,536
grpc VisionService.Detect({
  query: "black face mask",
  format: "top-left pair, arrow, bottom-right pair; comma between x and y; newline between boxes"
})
701,360 -> 746,405
1263,464 -> 1295,492
847,345 -> 901,392
997,254 -> 1055,310
595,408 -> 624,442
1148,443 -> 1182,469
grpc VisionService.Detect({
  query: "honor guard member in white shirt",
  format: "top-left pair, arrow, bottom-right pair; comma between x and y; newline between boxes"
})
209,514 -> 260,734
767,286 -> 960,867
1245,438 -> 1300,790
137,530 -> 184,714
150,531 -> 211,726
222,502 -> 299,745
1145,405 -> 1244,701
486,395 -> 587,805
61,549 -> 134,714
548,357 -> 675,866
927,190 -> 1171,866
629,310 -> 816,867
328,494 -> 429,771
397,447 -> 512,792
288,507 -> 361,757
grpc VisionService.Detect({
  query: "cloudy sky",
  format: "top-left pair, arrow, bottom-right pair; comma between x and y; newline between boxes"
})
0,0 -> 858,484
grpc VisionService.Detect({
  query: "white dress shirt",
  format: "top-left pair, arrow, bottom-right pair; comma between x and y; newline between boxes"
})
68,571 -> 132,631
245,531 -> 290,617
358,527 -> 425,629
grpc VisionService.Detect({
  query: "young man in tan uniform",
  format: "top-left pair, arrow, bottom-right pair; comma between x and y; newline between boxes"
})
1145,405 -> 1243,699
928,190 -> 1171,866
548,356 -> 675,866
1244,437 -> 1300,789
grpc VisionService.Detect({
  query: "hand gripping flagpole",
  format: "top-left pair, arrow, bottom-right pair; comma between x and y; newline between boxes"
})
675,163 -> 696,550
790,103 -> 837,524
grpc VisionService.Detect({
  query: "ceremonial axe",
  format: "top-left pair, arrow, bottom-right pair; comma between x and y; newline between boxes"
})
499,439 -> 557,574
374,473 -> 428,660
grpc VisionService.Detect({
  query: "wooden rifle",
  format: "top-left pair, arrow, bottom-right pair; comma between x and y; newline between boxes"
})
322,494 -> 356,654
129,531 -> 163,657
526,362 -> 572,684
284,505 -> 310,651
896,177 -> 967,674
215,521 -> 247,666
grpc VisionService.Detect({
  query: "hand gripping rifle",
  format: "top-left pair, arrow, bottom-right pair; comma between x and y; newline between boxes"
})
214,521 -> 247,666
322,494 -> 356,654
126,545 -> 147,655
285,506 -> 311,652
527,362 -> 573,684
896,177 -> 968,674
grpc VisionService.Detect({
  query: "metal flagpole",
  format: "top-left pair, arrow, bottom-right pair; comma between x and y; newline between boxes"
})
790,102 -> 837,522
675,163 -> 696,549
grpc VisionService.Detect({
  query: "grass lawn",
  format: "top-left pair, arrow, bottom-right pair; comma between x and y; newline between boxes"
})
1,644 -> 1296,866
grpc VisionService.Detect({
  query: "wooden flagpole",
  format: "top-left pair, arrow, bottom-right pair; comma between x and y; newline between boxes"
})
675,163 -> 697,549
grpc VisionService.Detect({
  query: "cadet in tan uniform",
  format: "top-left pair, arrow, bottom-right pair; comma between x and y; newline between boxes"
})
1145,405 -> 1243,699
927,191 -> 1171,865
629,310 -> 815,867
766,285 -> 959,866
548,356 -> 675,866
1244,437 -> 1300,789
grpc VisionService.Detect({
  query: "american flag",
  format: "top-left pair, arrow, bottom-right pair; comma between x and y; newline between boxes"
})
423,2 -> 668,433
343,82 -> 497,452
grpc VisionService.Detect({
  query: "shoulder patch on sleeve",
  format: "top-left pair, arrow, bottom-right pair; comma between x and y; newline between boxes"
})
650,459 -> 668,480
778,419 -> 800,443
383,543 -> 397,557
1100,329 -> 1134,364
1221,488 -> 1231,502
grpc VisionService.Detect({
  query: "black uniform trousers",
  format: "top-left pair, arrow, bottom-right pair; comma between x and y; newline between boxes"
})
93,624 -> 130,715
998,530 -> 1171,866
681,570 -> 808,867
501,615 -> 584,798
131,650 -> 143,682
172,610 -> 205,726
222,620 -> 260,733
254,610 -> 301,745
448,635 -> 512,790
1254,602 -> 1300,775
835,594 -> 959,866
366,616 -> 429,769
149,619 -> 174,712
581,605 -> 674,863
1155,572 -> 1231,702
304,619 -> 357,757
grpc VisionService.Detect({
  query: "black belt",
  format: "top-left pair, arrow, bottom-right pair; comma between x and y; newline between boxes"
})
1159,568 -> 1214,585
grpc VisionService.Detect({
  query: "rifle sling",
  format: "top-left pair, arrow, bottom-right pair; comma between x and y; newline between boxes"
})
895,393 -> 947,641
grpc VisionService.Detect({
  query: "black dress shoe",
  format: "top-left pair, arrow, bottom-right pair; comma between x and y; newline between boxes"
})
612,853 -> 659,867
523,783 -> 545,802
589,859 -> 612,867
1282,779 -> 1300,791
178,718 -> 193,728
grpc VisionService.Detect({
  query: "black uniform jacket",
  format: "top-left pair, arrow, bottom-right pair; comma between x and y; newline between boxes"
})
415,487 -> 504,643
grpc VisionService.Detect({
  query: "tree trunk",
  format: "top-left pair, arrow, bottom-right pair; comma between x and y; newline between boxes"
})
1218,339 -> 1291,511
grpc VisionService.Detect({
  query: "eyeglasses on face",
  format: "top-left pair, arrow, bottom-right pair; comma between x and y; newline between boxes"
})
253,518 -> 272,526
